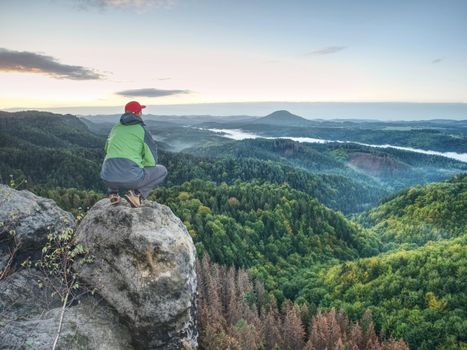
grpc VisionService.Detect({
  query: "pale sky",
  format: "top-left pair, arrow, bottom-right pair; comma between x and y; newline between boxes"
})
1,0 -> 467,113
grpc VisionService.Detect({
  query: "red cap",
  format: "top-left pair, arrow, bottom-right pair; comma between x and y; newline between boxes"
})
125,101 -> 146,114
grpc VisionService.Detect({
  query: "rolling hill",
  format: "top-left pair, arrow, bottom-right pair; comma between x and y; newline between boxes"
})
303,234 -> 467,350
185,137 -> 467,192
151,179 -> 380,301
357,174 -> 467,248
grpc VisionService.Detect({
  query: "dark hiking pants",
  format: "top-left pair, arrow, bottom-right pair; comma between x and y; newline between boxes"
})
104,164 -> 168,199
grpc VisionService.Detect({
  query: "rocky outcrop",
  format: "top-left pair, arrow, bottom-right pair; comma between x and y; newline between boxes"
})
74,199 -> 198,350
0,186 -> 198,350
0,267 -> 131,349
0,184 -> 75,265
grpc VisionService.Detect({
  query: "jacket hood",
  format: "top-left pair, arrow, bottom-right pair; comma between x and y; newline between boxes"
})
120,112 -> 145,125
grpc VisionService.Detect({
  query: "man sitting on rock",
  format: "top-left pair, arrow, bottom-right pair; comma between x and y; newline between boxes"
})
100,101 -> 168,208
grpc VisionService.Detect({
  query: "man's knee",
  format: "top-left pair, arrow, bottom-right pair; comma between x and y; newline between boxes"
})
153,164 -> 167,179
145,164 -> 168,183
157,164 -> 168,180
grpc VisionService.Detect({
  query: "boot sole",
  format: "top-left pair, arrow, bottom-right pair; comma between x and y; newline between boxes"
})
124,194 -> 141,208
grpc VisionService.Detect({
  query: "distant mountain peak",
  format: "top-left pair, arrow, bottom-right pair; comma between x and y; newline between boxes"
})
264,110 -> 303,118
254,110 -> 309,126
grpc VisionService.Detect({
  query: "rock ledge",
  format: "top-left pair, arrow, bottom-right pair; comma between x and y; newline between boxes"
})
74,199 -> 198,350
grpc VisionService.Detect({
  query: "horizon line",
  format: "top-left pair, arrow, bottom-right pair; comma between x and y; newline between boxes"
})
4,100 -> 467,112
3,101 -> 467,121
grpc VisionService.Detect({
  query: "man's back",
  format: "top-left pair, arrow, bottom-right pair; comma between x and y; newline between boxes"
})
100,112 -> 156,184
100,102 -> 167,207
105,122 -> 145,168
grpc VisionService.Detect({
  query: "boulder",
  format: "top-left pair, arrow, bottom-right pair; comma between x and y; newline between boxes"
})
0,186 -> 128,350
73,199 -> 198,350
0,185 -> 75,260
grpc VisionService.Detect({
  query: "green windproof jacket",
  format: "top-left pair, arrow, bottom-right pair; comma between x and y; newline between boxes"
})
100,112 -> 158,185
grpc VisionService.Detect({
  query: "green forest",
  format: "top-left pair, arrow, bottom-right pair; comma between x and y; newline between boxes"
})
357,174 -> 467,248
310,235 -> 466,349
1,111 -> 466,349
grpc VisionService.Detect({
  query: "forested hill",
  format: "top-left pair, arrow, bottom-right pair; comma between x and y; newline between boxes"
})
305,234 -> 467,350
0,111 -> 106,189
0,110 -> 103,148
150,179 -> 380,302
357,174 -> 467,248
158,153 -> 385,213
186,137 -> 467,192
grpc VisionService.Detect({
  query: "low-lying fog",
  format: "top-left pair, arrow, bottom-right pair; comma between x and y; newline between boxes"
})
204,128 -> 467,163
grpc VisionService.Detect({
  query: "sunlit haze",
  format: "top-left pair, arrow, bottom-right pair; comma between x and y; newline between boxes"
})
1,0 -> 467,118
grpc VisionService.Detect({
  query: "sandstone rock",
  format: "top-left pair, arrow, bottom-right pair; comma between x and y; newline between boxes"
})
0,186 -> 198,349
0,268 -> 60,321
73,199 -> 198,349
0,185 -> 75,259
0,295 -> 132,350
0,268 -> 132,350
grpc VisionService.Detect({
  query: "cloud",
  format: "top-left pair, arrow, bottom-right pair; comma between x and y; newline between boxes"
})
116,88 -> 190,97
432,58 -> 444,64
306,46 -> 347,56
0,48 -> 103,80
74,0 -> 175,9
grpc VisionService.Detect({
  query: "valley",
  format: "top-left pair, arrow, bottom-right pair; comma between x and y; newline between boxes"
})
1,109 -> 466,349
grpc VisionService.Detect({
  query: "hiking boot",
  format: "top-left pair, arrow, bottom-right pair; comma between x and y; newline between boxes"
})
124,189 -> 142,208
109,193 -> 122,205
